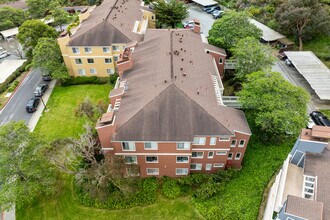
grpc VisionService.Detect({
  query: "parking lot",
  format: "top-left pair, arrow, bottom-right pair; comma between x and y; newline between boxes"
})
186,3 -> 216,36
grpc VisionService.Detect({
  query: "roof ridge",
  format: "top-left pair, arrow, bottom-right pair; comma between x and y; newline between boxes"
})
105,0 -> 120,20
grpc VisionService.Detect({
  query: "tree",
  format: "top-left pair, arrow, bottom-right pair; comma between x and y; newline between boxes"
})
231,37 -> 274,81
27,0 -> 53,18
0,7 -> 27,31
0,122 -> 56,210
275,0 -> 330,51
238,71 -> 309,141
208,11 -> 262,50
47,0 -> 73,31
48,125 -> 138,200
0,38 -> 25,59
152,0 -> 188,28
32,38 -> 70,80
17,20 -> 58,57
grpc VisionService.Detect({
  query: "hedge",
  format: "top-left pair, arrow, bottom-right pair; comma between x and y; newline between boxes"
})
0,60 -> 30,94
61,76 -> 109,86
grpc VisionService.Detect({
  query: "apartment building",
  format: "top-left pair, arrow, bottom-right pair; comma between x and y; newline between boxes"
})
57,0 -> 155,77
264,125 -> 330,220
95,26 -> 251,177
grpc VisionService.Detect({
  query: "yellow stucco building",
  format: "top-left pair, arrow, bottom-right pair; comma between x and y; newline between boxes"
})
58,0 -> 155,77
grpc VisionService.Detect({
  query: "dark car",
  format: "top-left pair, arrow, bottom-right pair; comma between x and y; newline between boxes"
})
42,74 -> 52,81
206,5 -> 221,14
26,97 -> 40,113
203,4 -> 216,12
310,111 -> 330,127
34,84 -> 48,97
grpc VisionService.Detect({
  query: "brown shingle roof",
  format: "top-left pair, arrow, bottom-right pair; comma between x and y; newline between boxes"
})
285,195 -> 323,220
112,29 -> 251,141
69,0 -> 144,46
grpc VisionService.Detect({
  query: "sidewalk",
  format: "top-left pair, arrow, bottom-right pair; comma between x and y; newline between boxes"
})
28,80 -> 57,131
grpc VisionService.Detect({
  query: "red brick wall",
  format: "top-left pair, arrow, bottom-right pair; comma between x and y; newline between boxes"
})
208,51 -> 226,78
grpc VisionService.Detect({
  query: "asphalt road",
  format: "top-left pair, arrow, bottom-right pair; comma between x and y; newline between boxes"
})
187,4 -> 215,37
0,68 -> 45,126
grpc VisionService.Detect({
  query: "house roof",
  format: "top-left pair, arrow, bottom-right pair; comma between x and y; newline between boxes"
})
285,195 -> 323,220
112,29 -> 251,141
191,0 -> 217,7
68,0 -> 145,46
311,125 -> 330,139
0,27 -> 18,38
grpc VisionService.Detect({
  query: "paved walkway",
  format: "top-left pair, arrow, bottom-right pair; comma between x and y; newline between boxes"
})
0,59 -> 26,83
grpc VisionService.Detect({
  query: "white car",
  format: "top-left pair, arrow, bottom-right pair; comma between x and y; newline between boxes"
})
0,51 -> 9,59
183,20 -> 194,29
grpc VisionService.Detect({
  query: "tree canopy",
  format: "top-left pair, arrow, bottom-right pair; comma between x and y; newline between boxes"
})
0,7 -> 27,31
238,71 -> 309,140
27,0 -> 53,18
17,20 -> 58,57
32,38 -> 70,80
152,0 -> 188,28
231,37 -> 274,81
275,0 -> 330,51
0,121 -> 56,210
208,11 -> 262,50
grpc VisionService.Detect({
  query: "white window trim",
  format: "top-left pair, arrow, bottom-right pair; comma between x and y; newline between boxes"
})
238,140 -> 245,148
124,155 -> 137,164
112,46 -> 120,51
208,151 -> 214,159
193,137 -> 206,145
105,58 -> 112,64
122,142 -> 136,151
190,163 -> 202,170
103,47 -> 110,53
235,152 -> 242,160
231,139 -> 237,147
213,163 -> 224,168
72,47 -> 80,54
84,47 -> 92,53
77,68 -> 85,75
144,142 -> 158,150
216,151 -> 227,156
75,58 -> 82,65
145,156 -> 158,163
205,163 -> 212,171
302,175 -> 316,200
176,168 -> 188,176
176,156 -> 189,163
210,137 -> 217,145
176,142 -> 190,150
146,168 -> 159,175
90,68 -> 97,74
107,68 -> 114,74
228,152 -> 233,160
191,152 -> 204,159
219,137 -> 230,141
87,58 -> 94,64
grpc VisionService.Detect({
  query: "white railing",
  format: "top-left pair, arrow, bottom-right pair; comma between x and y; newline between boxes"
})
222,96 -> 242,108
225,59 -> 237,69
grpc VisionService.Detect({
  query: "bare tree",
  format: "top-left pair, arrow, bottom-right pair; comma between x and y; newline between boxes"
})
0,38 -> 25,59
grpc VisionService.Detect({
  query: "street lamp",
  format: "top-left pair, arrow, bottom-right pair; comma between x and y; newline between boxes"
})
37,92 -> 48,112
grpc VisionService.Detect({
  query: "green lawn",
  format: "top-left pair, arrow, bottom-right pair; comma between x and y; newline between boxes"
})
34,84 -> 112,141
304,36 -> 330,68
321,110 -> 330,117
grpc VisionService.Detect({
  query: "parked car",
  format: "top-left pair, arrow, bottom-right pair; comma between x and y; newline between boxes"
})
278,49 -> 288,60
206,5 -> 221,14
183,20 -> 194,29
310,111 -> 330,127
285,58 -> 293,67
203,4 -> 217,12
213,10 -> 224,19
306,117 -> 315,129
25,97 -> 40,113
34,84 -> 48,97
42,74 -> 52,81
0,48 -> 10,59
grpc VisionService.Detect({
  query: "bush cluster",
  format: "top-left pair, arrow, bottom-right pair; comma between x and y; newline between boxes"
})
0,60 -> 30,94
61,76 -> 109,86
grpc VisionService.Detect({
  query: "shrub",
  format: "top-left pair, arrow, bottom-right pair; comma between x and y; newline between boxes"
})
7,80 -> 19,92
161,177 -> 181,199
109,73 -> 118,85
62,76 -> 109,86
193,182 -> 222,200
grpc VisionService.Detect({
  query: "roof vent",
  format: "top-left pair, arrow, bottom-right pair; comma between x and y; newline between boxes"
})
197,91 -> 200,95
190,60 -> 193,64
174,75 -> 177,80
181,58 -> 184,61
180,48 -> 183,51
164,80 -> 167,83
182,73 -> 187,77
180,67 -> 183,71
184,49 -> 186,52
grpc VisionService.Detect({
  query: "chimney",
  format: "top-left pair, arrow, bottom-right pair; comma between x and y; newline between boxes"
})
193,19 -> 201,34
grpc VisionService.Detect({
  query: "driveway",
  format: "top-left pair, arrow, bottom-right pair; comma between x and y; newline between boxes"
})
0,58 -> 26,83
187,3 -> 215,37
0,68 -> 47,126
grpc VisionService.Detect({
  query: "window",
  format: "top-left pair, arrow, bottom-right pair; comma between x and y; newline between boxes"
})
122,142 -> 135,151
146,156 -> 158,163
112,45 -> 120,51
239,140 -> 245,147
192,152 -> 203,158
228,152 -> 233,160
205,164 -> 212,170
144,142 -> 158,150
176,156 -> 189,163
72,47 -> 79,54
176,168 -> 188,175
231,140 -> 237,147
114,56 -> 119,62
177,142 -> 190,150
77,68 -> 85,75
124,156 -> 137,164
219,137 -> 230,141
90,68 -> 97,74
75,58 -> 82,64
303,175 -> 315,200
87,58 -> 94,64
193,137 -> 206,145
190,163 -> 202,170
210,137 -> 217,145
219,58 -> 223,64
208,151 -> 214,158
146,168 -> 159,175
105,58 -> 112,64
216,151 -> 227,156
103,47 -> 110,53
84,47 -> 92,53
106,68 -> 114,74
235,153 -> 242,160
214,163 -> 224,168
126,168 -> 139,176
